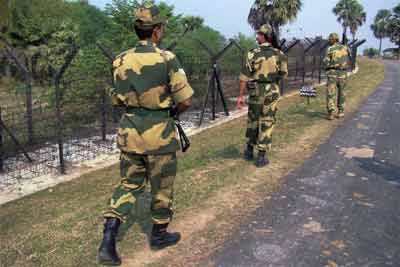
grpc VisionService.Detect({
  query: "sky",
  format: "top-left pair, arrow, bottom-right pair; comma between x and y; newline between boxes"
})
90,0 -> 399,51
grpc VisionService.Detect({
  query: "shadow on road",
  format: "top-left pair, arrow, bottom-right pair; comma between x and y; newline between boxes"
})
354,157 -> 400,187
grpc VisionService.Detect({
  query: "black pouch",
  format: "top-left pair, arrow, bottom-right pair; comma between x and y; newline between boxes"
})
247,80 -> 258,96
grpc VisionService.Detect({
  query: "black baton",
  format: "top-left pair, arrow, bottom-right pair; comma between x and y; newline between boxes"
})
175,120 -> 190,153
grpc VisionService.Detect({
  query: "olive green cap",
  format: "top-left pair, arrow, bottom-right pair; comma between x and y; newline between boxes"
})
134,4 -> 165,29
329,33 -> 339,41
256,24 -> 272,35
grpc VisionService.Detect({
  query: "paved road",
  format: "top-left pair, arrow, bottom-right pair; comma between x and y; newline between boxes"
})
209,61 -> 400,267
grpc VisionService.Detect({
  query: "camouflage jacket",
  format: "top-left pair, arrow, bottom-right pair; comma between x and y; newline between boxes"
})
239,43 -> 288,89
323,43 -> 351,78
111,40 -> 193,155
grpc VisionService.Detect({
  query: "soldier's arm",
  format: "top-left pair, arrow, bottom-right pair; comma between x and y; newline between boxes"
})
176,98 -> 192,114
238,80 -> 247,98
166,52 -> 194,114
237,51 -> 253,108
347,46 -> 353,67
239,50 -> 253,83
279,51 -> 288,79
110,71 -> 131,107
322,48 -> 331,70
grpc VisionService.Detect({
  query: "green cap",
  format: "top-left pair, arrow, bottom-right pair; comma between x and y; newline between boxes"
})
257,24 -> 272,35
329,33 -> 339,41
134,4 -> 165,29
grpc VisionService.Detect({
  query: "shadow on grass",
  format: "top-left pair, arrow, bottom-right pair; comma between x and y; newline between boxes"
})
354,157 -> 400,187
293,109 -> 327,120
214,145 -> 241,159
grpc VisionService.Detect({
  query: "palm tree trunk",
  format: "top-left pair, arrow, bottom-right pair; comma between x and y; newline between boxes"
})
274,24 -> 280,43
379,38 -> 382,57
342,26 -> 348,45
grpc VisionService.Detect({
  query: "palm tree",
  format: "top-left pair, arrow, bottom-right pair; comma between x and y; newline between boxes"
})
349,3 -> 366,40
371,9 -> 391,56
181,16 -> 204,32
388,4 -> 400,59
333,0 -> 366,43
248,0 -> 303,41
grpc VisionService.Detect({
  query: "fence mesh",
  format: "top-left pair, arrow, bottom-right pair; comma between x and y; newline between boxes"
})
0,37 -> 361,189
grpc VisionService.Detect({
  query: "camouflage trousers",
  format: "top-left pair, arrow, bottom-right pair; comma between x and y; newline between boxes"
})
246,83 -> 280,152
104,152 -> 177,225
326,76 -> 347,114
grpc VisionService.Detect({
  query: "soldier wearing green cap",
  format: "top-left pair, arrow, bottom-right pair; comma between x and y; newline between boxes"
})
97,4 -> 193,266
237,24 -> 288,167
323,32 -> 351,120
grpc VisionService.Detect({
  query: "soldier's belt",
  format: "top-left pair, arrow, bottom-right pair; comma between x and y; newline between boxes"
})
257,80 -> 277,84
326,67 -> 347,71
247,80 -> 258,90
247,80 -> 277,87
125,107 -> 171,118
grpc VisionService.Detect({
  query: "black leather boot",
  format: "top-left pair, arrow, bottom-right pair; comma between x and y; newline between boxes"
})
255,151 -> 269,167
150,223 -> 181,250
244,144 -> 254,161
98,218 -> 122,266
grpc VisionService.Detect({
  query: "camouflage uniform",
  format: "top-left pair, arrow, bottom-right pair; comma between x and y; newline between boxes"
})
323,33 -> 351,116
103,39 -> 193,225
240,25 -> 288,152
98,6 -> 192,265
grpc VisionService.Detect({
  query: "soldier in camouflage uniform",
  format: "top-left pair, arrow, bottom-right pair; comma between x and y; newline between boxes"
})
323,32 -> 351,120
236,24 -> 288,167
98,4 -> 193,266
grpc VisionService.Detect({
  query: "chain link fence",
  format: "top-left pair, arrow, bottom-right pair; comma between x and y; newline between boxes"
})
0,37 -> 363,189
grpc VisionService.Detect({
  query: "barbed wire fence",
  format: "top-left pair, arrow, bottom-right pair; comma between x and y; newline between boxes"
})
0,36 -> 364,190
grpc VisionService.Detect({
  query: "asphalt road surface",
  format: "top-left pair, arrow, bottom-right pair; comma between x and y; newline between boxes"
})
209,61 -> 400,267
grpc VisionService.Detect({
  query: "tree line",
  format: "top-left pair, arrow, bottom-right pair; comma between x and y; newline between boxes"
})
0,0 -> 256,105
370,3 -> 400,57
1,0 -> 398,107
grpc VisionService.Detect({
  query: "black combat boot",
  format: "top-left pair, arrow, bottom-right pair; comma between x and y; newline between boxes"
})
150,223 -> 181,250
98,218 -> 122,266
255,151 -> 269,167
244,144 -> 254,161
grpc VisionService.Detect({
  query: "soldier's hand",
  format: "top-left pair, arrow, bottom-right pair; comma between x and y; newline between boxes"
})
236,95 -> 245,110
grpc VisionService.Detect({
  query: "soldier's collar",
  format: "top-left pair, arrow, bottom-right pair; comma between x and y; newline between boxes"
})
260,42 -> 272,48
137,40 -> 157,47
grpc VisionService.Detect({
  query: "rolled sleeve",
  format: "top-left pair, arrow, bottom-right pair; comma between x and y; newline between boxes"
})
172,84 -> 194,104
279,52 -> 288,78
111,66 -> 131,107
240,51 -> 253,81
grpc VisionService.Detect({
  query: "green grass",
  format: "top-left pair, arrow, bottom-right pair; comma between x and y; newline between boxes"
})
0,58 -> 385,267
